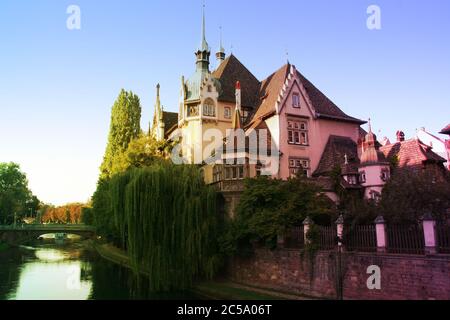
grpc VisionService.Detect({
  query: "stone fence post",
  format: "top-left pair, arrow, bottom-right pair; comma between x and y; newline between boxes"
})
375,216 -> 387,253
422,212 -> 437,255
303,216 -> 313,245
335,215 -> 344,248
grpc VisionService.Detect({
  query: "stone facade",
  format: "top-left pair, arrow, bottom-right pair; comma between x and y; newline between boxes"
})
230,247 -> 450,300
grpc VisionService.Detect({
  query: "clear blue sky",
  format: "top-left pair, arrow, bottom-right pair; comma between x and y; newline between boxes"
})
1,0 -> 449,205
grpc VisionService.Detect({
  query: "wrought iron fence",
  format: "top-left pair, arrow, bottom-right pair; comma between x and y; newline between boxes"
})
387,224 -> 424,254
318,225 -> 336,250
437,221 -> 450,254
284,226 -> 304,249
344,225 -> 377,252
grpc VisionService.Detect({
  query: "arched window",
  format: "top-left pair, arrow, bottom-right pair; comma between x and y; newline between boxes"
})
203,99 -> 216,117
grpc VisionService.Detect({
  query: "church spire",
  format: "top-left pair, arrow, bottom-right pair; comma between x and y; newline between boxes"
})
195,2 -> 210,72
200,3 -> 208,51
155,83 -> 162,121
216,26 -> 226,65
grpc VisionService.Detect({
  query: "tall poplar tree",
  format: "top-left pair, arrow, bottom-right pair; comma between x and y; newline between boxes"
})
100,89 -> 142,179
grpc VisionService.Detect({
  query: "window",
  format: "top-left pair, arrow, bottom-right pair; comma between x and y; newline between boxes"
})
360,171 -> 366,183
289,158 -> 310,177
292,93 -> 300,108
213,165 -> 222,183
224,165 -> 244,180
287,120 -> 308,146
369,190 -> 381,202
207,85 -> 212,93
380,169 -> 390,182
347,175 -> 358,185
224,107 -> 231,119
203,99 -> 216,117
242,109 -> 250,123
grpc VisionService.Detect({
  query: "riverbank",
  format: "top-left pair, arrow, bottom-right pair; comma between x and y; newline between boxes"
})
92,241 -> 297,300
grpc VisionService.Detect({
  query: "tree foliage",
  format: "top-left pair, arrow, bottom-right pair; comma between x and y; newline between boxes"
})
0,162 -> 40,224
379,170 -> 450,223
41,203 -> 86,224
100,89 -> 142,179
92,163 -> 222,292
220,176 -> 336,255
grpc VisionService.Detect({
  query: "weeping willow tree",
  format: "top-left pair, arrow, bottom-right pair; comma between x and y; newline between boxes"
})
94,163 -> 222,292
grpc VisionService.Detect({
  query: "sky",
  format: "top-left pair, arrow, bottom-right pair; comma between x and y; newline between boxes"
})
0,0 -> 449,205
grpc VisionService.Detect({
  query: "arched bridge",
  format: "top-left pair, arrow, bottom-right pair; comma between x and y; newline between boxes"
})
0,224 -> 96,245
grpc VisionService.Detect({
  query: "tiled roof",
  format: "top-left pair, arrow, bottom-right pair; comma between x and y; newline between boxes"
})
296,71 -> 365,124
440,124 -> 450,135
313,135 -> 359,177
212,54 -> 260,109
162,111 -> 178,133
380,139 -> 446,173
248,63 -> 365,126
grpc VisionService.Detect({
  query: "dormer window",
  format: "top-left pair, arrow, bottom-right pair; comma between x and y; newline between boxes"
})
292,93 -> 300,108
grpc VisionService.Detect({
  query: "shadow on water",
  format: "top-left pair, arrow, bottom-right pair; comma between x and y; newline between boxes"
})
0,237 -> 200,300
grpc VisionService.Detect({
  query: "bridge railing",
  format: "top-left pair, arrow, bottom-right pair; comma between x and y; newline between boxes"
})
0,224 -> 95,232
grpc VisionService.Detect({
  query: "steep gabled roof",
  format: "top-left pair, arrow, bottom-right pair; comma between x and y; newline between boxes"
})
380,138 -> 446,170
296,71 -> 365,124
313,135 -> 359,177
440,124 -> 450,135
212,54 -> 260,108
248,63 -> 365,126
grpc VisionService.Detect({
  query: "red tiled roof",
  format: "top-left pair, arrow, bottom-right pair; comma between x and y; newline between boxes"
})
380,139 -> 446,173
313,135 -> 359,176
440,124 -> 450,135
212,54 -> 260,109
248,63 -> 365,126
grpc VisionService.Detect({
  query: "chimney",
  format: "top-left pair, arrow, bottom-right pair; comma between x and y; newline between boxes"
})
235,81 -> 241,112
396,130 -> 405,142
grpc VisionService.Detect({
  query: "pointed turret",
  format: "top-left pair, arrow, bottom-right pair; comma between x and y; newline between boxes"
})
216,26 -> 226,65
195,4 -> 210,72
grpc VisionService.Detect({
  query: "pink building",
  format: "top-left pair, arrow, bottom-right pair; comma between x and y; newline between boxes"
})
440,124 -> 450,170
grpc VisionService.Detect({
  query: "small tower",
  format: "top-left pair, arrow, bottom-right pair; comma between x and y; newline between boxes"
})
153,84 -> 165,141
216,27 -> 226,66
358,119 -> 391,201
195,5 -> 210,73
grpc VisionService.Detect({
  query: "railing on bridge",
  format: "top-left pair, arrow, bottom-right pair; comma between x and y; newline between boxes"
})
0,224 -> 95,232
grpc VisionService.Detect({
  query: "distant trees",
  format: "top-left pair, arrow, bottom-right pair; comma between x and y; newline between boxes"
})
100,89 -> 142,179
41,203 -> 85,224
0,162 -> 40,224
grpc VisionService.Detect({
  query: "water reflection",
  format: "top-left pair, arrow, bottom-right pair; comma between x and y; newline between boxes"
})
0,239 -> 199,300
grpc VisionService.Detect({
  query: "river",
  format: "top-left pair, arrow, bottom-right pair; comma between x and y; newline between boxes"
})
0,237 -> 199,300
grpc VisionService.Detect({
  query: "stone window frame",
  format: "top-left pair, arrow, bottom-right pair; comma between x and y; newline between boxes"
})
289,157 -> 310,178
287,120 -> 309,146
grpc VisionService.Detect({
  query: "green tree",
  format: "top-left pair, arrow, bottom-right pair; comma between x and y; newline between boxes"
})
220,175 -> 336,254
115,133 -> 175,171
0,162 -> 39,224
100,89 -> 142,179
379,170 -> 450,223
